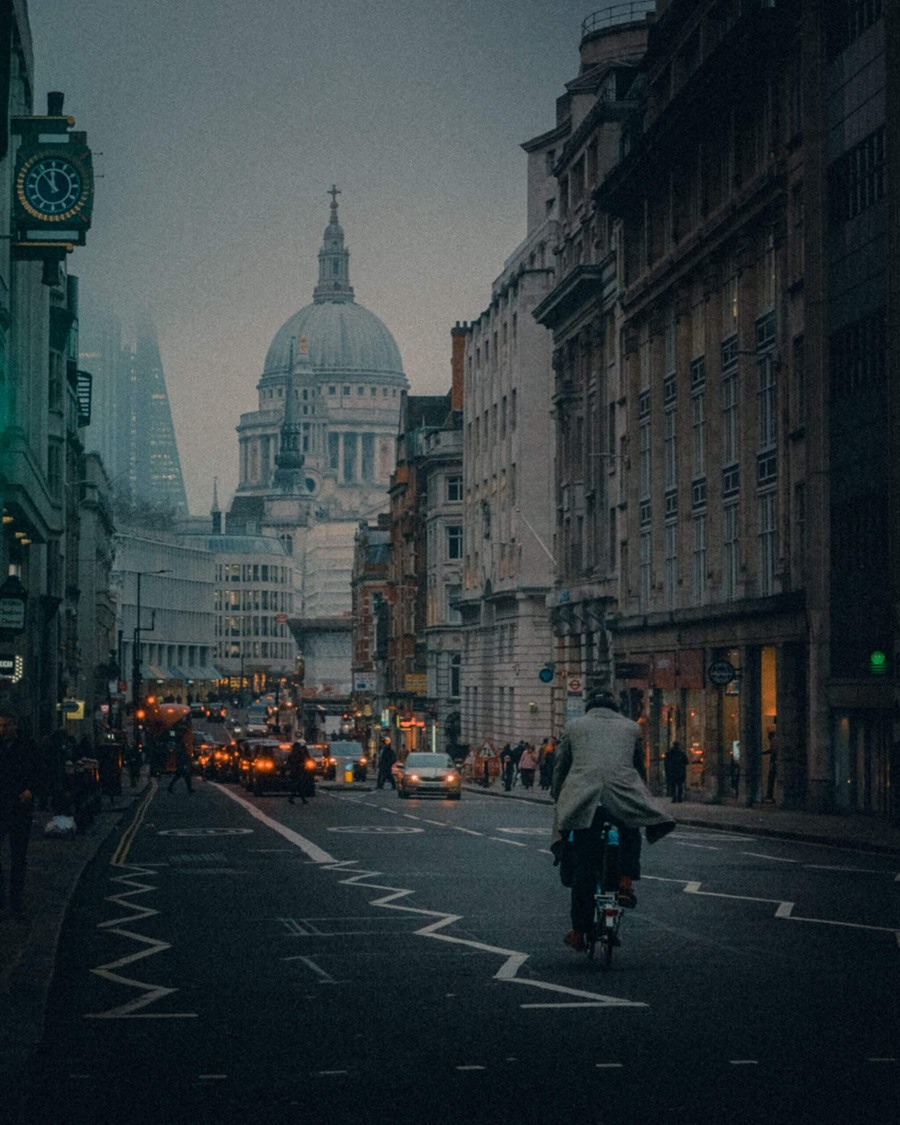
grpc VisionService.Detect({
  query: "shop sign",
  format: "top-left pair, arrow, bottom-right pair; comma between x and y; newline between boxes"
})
0,575 -> 27,632
707,660 -> 736,686
404,673 -> 427,695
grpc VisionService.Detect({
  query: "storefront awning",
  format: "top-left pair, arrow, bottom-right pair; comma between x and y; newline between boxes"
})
147,665 -> 168,680
186,665 -> 223,681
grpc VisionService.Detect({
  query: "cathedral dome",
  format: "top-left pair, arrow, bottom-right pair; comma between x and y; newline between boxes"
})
262,188 -> 404,382
263,300 -> 404,379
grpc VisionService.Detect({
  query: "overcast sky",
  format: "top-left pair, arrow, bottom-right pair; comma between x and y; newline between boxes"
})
29,0 -> 597,514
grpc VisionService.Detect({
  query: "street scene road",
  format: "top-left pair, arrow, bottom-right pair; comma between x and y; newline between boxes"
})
16,779 -> 900,1125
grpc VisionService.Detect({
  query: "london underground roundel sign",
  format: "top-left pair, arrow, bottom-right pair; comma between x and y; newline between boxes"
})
707,660 -> 736,686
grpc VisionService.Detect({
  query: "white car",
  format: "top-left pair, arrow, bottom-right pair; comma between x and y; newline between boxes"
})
397,752 -> 461,800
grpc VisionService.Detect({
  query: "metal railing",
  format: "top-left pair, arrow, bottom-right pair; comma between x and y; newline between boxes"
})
581,1 -> 656,36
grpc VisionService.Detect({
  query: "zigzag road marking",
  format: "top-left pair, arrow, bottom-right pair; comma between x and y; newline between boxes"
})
646,875 -> 900,943
328,862 -> 646,1009
86,862 -> 197,1020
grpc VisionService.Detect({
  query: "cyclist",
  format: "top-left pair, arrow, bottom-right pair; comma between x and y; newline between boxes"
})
550,689 -> 675,952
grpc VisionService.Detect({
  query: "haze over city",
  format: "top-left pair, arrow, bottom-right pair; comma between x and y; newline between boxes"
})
29,0 -> 595,514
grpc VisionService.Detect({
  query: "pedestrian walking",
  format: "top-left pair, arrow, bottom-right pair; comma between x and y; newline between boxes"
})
667,741 -> 688,803
518,744 -> 538,789
167,742 -> 194,793
0,726 -> 37,917
376,740 -> 396,789
287,740 -> 312,805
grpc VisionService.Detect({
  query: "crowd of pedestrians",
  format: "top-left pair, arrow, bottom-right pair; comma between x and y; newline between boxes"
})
493,739 -> 556,791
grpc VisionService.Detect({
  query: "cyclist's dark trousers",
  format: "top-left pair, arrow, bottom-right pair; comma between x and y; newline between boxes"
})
570,806 -> 641,934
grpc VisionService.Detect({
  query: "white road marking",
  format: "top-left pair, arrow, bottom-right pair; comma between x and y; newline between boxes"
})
730,1060 -> 758,1066
456,1065 -> 487,1071
655,877 -> 900,941
804,864 -> 894,875
452,826 -> 483,836
674,842 -> 720,851
595,1062 -> 625,1068
286,955 -> 345,984
87,864 -> 197,1020
490,836 -> 527,847
333,866 -> 646,1009
741,851 -> 798,862
217,784 -> 336,862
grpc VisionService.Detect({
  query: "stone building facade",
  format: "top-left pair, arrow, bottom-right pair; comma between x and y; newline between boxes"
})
535,0 -> 895,816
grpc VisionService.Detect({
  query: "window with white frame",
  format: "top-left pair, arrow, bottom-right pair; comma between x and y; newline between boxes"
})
724,503 -> 740,600
758,492 -> 777,596
447,525 -> 463,560
692,513 -> 708,603
640,529 -> 652,607
664,522 -> 678,609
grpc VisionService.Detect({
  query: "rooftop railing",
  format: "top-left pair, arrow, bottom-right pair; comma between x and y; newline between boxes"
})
581,1 -> 656,36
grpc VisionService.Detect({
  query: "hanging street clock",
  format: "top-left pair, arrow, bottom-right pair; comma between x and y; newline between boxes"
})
11,96 -> 95,259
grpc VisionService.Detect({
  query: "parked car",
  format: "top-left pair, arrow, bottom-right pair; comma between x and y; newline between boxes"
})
396,752 -> 461,800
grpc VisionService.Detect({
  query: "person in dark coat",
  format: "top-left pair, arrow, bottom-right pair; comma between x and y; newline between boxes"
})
667,742 -> 688,803
0,728 -> 38,917
167,742 -> 194,793
376,740 -> 396,789
500,744 -> 515,791
287,741 -> 312,805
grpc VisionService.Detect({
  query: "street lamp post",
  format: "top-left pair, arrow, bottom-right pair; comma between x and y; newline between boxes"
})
131,568 -> 171,752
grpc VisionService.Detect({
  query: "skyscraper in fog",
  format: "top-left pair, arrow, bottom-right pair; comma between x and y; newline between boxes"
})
80,316 -> 189,517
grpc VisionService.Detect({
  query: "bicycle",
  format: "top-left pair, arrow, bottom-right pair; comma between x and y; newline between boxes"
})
586,822 -> 625,966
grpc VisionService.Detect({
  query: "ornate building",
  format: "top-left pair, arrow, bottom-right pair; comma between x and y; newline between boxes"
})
226,190 -> 408,703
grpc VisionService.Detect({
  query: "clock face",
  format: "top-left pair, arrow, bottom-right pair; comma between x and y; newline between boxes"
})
16,152 -> 89,221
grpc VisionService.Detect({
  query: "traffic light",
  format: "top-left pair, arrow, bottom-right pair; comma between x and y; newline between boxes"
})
868,649 -> 889,675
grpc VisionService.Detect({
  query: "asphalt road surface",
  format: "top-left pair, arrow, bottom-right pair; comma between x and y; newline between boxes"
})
19,777 -> 900,1125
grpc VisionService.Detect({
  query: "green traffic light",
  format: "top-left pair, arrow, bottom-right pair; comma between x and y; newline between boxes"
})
869,650 -> 887,673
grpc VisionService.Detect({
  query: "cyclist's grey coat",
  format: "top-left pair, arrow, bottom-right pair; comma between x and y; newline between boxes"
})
550,706 -> 675,848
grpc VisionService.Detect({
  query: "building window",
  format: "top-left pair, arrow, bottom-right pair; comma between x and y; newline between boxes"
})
639,412 -> 651,501
758,354 -> 777,451
640,530 -> 652,608
692,513 -> 708,603
794,481 -> 807,583
827,0 -> 882,58
830,309 -> 886,398
829,126 -> 886,223
450,654 -> 461,699
723,368 -> 739,468
793,335 -> 806,428
759,492 -> 777,597
691,384 -> 706,479
664,522 -> 678,610
724,503 -> 740,600
664,404 -> 677,491
447,525 -> 463,560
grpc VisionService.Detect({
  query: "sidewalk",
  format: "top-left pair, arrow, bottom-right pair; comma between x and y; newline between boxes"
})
0,789 -> 143,1109
463,781 -> 900,856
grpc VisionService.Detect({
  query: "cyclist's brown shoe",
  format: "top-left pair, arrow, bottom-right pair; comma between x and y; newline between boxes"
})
563,930 -> 586,951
